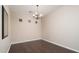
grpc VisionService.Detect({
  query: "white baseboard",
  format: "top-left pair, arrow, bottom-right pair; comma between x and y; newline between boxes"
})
42,39 -> 79,52
7,43 -> 11,53
11,38 -> 42,44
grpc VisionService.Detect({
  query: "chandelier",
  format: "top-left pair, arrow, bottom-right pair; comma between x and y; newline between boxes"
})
33,5 -> 42,20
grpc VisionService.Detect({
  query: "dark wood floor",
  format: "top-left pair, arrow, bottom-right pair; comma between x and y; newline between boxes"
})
9,40 -> 77,53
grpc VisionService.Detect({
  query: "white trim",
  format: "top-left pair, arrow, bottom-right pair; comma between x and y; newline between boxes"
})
7,43 -> 11,53
11,38 -> 42,44
42,39 -> 79,52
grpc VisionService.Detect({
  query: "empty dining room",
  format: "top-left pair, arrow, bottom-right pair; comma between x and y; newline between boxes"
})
0,5 -> 79,53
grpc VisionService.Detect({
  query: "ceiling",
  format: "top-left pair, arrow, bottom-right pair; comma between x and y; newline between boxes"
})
9,5 -> 60,17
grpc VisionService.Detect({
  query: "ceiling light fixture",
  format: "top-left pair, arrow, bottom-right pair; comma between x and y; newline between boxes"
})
33,5 -> 43,20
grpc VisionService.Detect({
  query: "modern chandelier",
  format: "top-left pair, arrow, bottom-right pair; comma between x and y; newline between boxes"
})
33,5 -> 42,20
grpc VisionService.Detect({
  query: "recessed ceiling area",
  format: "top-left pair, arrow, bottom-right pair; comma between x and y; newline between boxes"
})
9,5 -> 61,17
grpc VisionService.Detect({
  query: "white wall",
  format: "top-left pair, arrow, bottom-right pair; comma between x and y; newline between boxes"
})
0,5 -> 11,52
11,12 -> 42,44
42,6 -> 79,52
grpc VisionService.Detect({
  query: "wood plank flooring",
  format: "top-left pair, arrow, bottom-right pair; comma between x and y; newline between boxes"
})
9,40 -> 77,53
